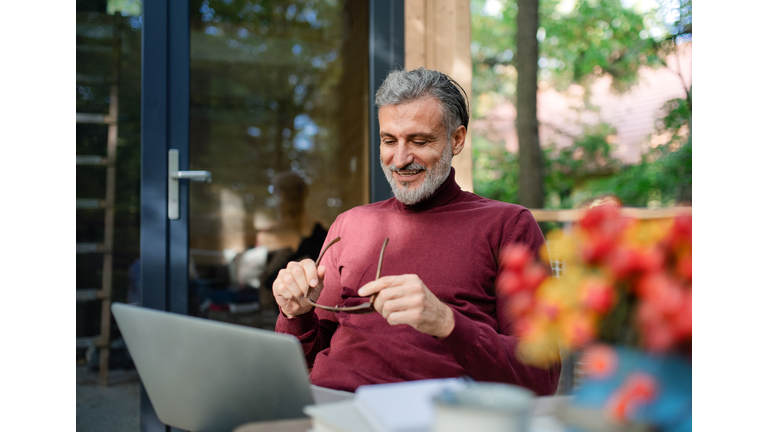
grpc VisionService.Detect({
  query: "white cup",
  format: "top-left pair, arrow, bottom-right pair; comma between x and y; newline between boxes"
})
431,383 -> 535,432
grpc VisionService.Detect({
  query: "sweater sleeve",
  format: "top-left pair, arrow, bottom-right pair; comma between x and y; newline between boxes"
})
275,223 -> 343,367
438,209 -> 561,395
275,309 -> 337,368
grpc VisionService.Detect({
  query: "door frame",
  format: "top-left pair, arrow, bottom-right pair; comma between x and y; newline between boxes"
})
139,1 -> 190,430
369,0 -> 404,203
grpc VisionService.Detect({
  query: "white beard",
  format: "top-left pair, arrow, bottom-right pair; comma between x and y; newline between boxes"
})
380,144 -> 453,205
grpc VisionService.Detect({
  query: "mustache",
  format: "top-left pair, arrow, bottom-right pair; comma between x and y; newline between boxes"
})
385,162 -> 426,172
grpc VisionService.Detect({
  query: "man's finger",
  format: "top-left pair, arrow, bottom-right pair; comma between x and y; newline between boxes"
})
275,274 -> 301,301
281,263 -> 308,299
299,259 -> 320,292
289,261 -> 311,291
357,275 -> 404,297
378,295 -> 418,319
317,265 -> 327,280
384,309 -> 421,328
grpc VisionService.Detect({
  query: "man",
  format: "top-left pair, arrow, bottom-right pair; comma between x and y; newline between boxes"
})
273,68 -> 560,395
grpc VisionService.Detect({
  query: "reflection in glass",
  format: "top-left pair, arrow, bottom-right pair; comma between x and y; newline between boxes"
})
189,0 -> 369,329
76,0 -> 142,388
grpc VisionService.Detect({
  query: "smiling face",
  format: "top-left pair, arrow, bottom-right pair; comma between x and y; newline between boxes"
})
378,97 -> 466,205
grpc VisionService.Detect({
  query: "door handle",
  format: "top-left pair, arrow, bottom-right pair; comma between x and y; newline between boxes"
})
172,170 -> 212,181
168,149 -> 212,220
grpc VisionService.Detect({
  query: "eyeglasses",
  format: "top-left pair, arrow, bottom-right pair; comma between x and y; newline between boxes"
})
304,236 -> 389,314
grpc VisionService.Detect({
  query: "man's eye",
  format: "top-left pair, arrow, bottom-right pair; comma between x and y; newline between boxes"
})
382,140 -> 396,145
413,141 -> 427,146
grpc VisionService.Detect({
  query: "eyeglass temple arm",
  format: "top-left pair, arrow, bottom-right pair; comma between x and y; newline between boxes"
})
304,237 -> 388,314
306,236 -> 341,298
369,237 -> 389,304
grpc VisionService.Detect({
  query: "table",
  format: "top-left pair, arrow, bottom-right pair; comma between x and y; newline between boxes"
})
233,417 -> 312,432
233,396 -> 573,432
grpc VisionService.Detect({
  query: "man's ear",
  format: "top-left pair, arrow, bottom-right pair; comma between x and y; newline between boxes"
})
451,125 -> 467,156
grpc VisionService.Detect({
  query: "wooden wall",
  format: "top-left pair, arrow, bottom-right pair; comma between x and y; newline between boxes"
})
405,0 -> 473,192
337,0 -> 370,208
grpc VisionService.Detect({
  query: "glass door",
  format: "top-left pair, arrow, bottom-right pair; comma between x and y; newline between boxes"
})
139,0 -> 403,428
186,0 -> 370,329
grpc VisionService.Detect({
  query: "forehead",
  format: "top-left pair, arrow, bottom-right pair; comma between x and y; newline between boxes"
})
378,98 -> 443,133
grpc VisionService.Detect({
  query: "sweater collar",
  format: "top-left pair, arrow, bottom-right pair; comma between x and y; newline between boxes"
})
394,167 -> 462,213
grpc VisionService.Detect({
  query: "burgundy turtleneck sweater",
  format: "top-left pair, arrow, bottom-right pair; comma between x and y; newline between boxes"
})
276,169 -> 560,395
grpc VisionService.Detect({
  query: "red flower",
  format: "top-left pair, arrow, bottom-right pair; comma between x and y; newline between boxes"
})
672,290 -> 692,339
676,253 -> 692,282
579,205 -> 622,233
501,244 -> 533,271
581,280 -> 616,314
522,264 -> 549,290
607,247 -> 643,279
636,299 -> 662,326
669,214 -> 692,245
497,270 -> 525,295
513,316 -> 532,336
636,272 -> 685,316
508,291 -> 535,317
642,321 -> 676,352
580,234 -> 616,264
609,247 -> 663,280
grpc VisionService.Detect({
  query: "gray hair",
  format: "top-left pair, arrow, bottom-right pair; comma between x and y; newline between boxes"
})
375,67 -> 470,138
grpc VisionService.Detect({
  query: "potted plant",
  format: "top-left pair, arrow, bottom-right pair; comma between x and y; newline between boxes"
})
498,205 -> 692,432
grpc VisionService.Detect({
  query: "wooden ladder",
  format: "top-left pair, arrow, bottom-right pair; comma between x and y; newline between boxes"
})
76,16 -> 121,387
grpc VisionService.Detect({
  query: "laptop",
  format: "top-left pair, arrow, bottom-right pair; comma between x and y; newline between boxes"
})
111,302 -> 352,432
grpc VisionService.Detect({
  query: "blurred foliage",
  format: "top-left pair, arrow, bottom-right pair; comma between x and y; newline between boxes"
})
539,0 -> 662,93
471,0 -> 692,209
474,97 -> 692,208
583,92 -> 692,207
544,122 -> 622,209
474,134 -> 520,203
471,0 -> 663,117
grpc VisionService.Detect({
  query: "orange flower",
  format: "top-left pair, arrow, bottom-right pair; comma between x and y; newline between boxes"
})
503,207 -> 692,363
580,344 -> 618,379
559,311 -> 597,348
517,319 -> 561,367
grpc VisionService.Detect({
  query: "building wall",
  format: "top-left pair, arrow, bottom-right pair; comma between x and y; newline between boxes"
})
338,0 -> 370,205
405,0 -> 474,192
474,43 -> 693,166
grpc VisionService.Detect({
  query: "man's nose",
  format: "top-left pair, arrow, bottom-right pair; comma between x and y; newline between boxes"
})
393,142 -> 413,168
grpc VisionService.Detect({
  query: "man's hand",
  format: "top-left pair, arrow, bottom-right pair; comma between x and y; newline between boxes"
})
273,259 -> 326,318
358,275 -> 455,338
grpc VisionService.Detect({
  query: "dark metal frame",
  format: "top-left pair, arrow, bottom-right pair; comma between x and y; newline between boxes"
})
140,0 -> 189,430
368,0 -> 404,203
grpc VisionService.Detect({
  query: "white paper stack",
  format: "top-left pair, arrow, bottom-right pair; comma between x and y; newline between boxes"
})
303,378 -> 468,432
304,400 -> 375,432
